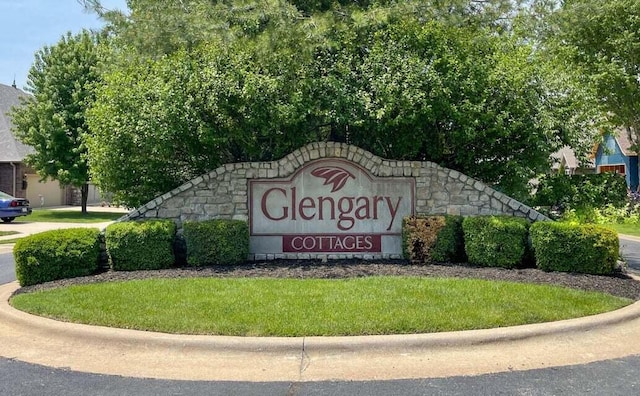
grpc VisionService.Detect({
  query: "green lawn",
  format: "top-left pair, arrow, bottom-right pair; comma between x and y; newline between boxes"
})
11,277 -> 630,336
19,209 -> 125,223
0,231 -> 19,237
606,223 -> 640,238
0,238 -> 23,245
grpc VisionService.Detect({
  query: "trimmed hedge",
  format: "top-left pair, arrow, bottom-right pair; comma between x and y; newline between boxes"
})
105,220 -> 177,271
13,228 -> 101,287
462,216 -> 530,269
530,221 -> 619,275
183,219 -> 249,266
402,215 -> 465,263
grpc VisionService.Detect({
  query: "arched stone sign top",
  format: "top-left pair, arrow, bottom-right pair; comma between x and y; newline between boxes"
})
121,142 -> 548,260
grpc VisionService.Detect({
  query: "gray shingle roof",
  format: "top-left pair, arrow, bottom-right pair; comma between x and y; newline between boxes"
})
614,128 -> 637,156
550,146 -> 595,170
0,83 -> 34,162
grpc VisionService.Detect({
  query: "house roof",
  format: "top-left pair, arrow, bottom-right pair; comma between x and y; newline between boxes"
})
551,146 -> 595,170
613,128 -> 637,156
0,83 -> 34,162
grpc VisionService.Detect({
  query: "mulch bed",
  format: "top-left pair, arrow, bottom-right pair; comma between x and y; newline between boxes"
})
16,259 -> 640,301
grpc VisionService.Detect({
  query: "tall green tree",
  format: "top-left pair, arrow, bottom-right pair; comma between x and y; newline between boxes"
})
11,30 -> 100,213
80,0 -> 301,56
545,0 -> 640,145
85,0 -> 598,207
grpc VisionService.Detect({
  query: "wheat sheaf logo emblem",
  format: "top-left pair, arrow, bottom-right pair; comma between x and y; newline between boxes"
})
310,166 -> 356,193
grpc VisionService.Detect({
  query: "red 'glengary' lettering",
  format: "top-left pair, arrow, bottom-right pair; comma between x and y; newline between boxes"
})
260,187 -> 401,231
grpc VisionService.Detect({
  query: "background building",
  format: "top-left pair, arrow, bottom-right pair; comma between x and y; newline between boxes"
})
0,82 -> 104,206
594,130 -> 638,192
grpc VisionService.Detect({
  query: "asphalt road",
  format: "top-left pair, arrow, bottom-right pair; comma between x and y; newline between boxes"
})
620,237 -> 640,272
1,351 -> 640,395
2,245 -> 640,395
0,250 -> 14,285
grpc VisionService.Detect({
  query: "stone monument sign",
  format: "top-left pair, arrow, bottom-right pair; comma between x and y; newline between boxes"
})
120,142 -> 548,260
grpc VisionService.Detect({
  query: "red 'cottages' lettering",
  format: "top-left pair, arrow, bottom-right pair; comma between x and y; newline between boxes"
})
260,187 -> 402,231
283,234 -> 382,252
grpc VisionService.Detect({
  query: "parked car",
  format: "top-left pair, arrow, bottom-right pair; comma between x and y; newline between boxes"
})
0,191 -> 32,223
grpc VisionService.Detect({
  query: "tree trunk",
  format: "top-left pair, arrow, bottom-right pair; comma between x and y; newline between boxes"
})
81,183 -> 89,214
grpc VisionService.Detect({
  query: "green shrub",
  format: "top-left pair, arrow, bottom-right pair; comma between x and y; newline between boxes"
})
402,215 -> 465,263
560,207 -> 606,224
562,204 -> 640,225
105,220 -> 176,271
431,215 -> 466,263
599,204 -> 640,225
183,219 -> 249,266
13,228 -> 101,287
530,221 -> 619,275
462,216 -> 530,269
533,172 -> 627,212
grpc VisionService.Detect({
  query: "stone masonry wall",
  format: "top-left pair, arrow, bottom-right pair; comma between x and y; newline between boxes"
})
120,142 -> 549,260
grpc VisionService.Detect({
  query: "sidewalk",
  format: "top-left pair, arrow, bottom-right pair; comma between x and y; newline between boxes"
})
0,205 -> 128,244
620,233 -> 640,242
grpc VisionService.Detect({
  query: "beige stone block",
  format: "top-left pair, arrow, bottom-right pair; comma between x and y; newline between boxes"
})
379,166 -> 393,177
158,208 -> 181,218
447,206 -> 461,215
232,195 -> 246,204
164,197 -> 185,209
460,205 -> 480,216
209,196 -> 230,204
450,195 -> 468,205
203,204 -> 219,215
218,204 -> 234,215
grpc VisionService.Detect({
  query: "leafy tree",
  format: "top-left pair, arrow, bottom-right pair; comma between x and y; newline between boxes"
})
328,18 -> 570,196
85,0 -> 599,207
545,0 -> 640,146
533,173 -> 628,213
87,49 -> 232,207
87,28 -> 322,207
11,30 -> 100,213
80,0 -> 301,56
81,0 -> 530,56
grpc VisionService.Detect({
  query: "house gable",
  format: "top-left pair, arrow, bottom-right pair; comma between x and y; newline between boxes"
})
596,133 -> 639,191
0,83 -> 33,162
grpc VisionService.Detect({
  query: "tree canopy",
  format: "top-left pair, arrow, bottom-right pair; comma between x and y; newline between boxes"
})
11,30 -> 100,213
78,0 -> 612,207
544,0 -> 640,147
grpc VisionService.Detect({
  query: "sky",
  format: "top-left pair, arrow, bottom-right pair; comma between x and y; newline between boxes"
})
0,0 -> 128,91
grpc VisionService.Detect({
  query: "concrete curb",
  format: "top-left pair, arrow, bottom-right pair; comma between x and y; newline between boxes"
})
4,280 -> 640,381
